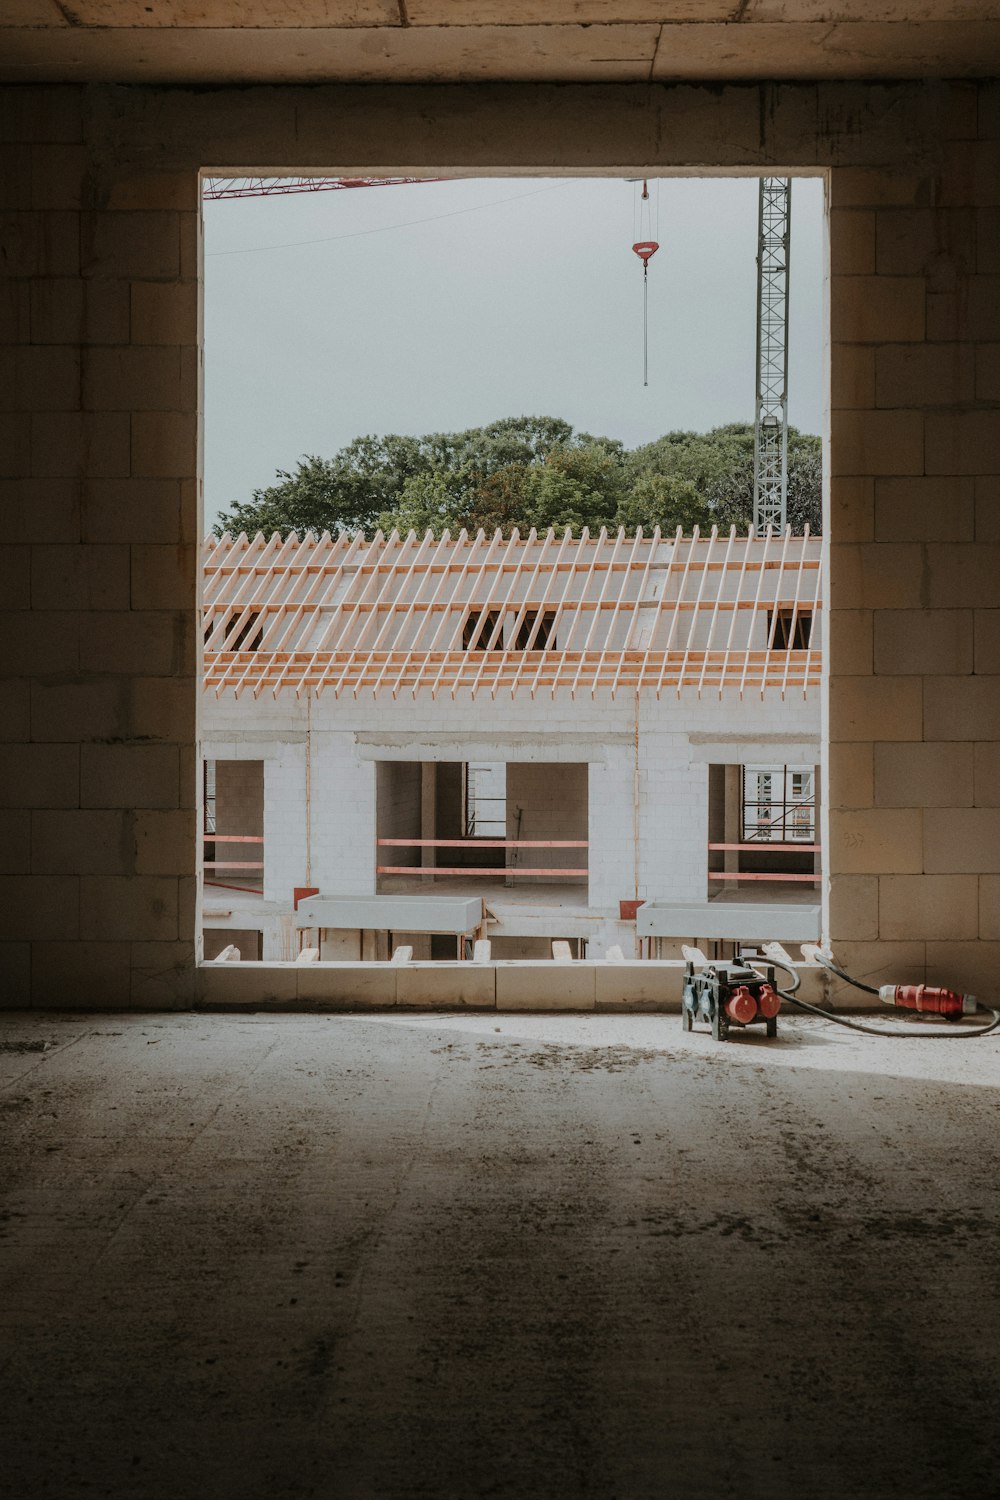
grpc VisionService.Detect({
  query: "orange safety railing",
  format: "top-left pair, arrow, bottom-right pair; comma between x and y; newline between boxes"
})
708,841 -> 820,884
376,837 -> 588,878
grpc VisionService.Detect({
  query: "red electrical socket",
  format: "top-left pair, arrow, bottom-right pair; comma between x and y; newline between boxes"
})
757,982 -> 781,1019
726,985 -> 758,1025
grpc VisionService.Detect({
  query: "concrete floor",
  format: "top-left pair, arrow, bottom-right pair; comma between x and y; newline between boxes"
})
1,1011 -> 998,1499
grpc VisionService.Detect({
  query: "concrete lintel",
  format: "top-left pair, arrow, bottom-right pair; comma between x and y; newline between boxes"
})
354,731 -> 627,763
636,901 -> 822,942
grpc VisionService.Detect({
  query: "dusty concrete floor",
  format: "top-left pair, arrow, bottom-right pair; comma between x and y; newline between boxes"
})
1,1010 -> 998,1500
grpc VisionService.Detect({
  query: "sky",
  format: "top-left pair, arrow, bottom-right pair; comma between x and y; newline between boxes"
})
202,175 -> 826,532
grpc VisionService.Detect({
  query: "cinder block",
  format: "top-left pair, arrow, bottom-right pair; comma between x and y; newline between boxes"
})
0,210 -> 79,278
133,809 -> 196,875
1,477 -> 80,543
976,207 -> 1000,272
830,543 -> 924,610
830,170 -> 930,209
829,742 -> 874,810
928,277 -> 1000,341
974,610 -> 1000,675
30,143 -> 88,211
31,941 -> 131,1008
81,742 -> 179,810
0,86 -> 82,144
0,545 -> 30,610
595,961 -> 680,1011
941,139 -> 1000,207
0,874 -> 79,940
30,411 -> 130,480
880,875 -> 979,941
974,742 -> 1000,806
0,809 -> 30,874
130,544 -> 197,610
0,742 -> 78,808
829,610 -> 872,675
3,346 -> 81,413
81,211 -> 180,280
978,877 -> 1000,941
924,676 -> 1000,741
924,808 -> 1000,874
0,677 -> 30,741
829,676 -> 923,742
974,343 -> 1000,402
130,940 -> 198,1009
0,413 -> 30,478
129,677 -> 195,743
874,610 -> 973,676
5,610 -> 81,675
0,942 -> 30,1007
30,544 -> 130,611
925,543 -> 1000,607
84,347 -> 187,415
874,742 -> 973,808
0,280 -> 30,343
130,281 -> 198,346
832,346 -> 875,411
495,962 -> 596,1011
131,412 -> 198,480
927,412 -> 1000,476
828,808 -> 923,874
828,477 -> 874,544
198,961 -> 298,1009
831,277 -> 925,344
296,962 -> 397,1008
79,610 -> 183,677
80,875 -> 178,941
396,963 -> 495,1009
924,941 -> 1000,1000
976,477 -> 1000,542
107,171 -> 198,212
829,209 -> 875,275
29,278 -> 83,344
875,343 -> 974,408
875,477 -> 975,542
876,207 -> 975,277
82,479 -> 183,545
832,411 -> 924,477
826,940 -> 927,1002
828,874 -> 879,943
32,809 -> 131,875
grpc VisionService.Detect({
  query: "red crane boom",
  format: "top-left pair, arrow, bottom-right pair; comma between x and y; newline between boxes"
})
202,176 -> 445,200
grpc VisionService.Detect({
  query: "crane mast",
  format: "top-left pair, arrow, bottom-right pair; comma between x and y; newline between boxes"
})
753,177 -> 792,533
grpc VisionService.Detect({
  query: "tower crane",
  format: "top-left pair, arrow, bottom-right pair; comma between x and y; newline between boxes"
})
753,177 -> 792,533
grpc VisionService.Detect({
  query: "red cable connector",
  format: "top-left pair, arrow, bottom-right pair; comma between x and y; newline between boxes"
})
757,982 -> 781,1020
879,984 -> 977,1017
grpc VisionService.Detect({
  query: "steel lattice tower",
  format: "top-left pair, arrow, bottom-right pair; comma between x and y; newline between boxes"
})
753,178 -> 792,533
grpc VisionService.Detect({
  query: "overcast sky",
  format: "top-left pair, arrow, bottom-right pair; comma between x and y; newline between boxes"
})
202,176 -> 826,532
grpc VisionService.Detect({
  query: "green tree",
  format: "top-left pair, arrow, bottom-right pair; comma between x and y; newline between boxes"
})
215,417 -> 823,539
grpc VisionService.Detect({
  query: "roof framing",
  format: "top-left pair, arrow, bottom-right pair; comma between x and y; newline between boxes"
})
202,527 -> 823,702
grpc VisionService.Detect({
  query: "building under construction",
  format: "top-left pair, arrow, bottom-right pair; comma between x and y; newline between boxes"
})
202,524 -> 822,962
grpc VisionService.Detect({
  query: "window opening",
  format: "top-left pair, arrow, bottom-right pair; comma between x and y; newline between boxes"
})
742,765 -> 816,843
514,609 -> 557,650
464,763 -> 507,839
462,609 -> 501,651
768,607 -> 812,650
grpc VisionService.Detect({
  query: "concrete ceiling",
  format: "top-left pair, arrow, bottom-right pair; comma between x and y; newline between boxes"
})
3,1 -> 1000,84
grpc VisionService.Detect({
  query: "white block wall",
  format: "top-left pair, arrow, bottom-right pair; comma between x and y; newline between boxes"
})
203,682 -> 820,953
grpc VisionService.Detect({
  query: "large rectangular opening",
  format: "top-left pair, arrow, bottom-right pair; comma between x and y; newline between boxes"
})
198,171 -> 828,976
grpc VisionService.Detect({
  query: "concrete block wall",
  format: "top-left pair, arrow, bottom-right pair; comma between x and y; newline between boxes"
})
1,87 -> 200,1008
1,78 -> 994,1005
829,88 -> 1000,999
